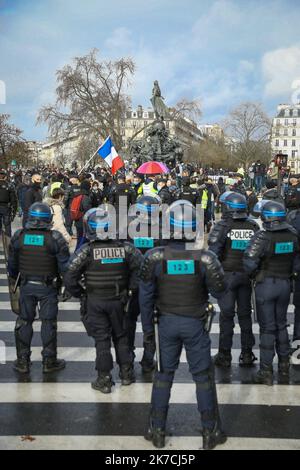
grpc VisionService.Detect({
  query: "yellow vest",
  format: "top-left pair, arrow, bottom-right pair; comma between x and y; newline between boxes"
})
201,189 -> 208,210
142,181 -> 157,196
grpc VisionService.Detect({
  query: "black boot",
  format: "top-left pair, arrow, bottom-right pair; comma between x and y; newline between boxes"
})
13,357 -> 30,374
140,333 -> 156,373
239,350 -> 257,367
140,358 -> 156,373
91,374 -> 114,394
43,357 -> 66,373
203,423 -> 227,450
214,350 -> 232,368
119,364 -> 136,385
144,417 -> 166,448
253,364 -> 273,386
278,357 -> 290,381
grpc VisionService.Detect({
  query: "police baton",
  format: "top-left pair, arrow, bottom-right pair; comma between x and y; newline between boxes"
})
204,303 -> 216,333
153,306 -> 161,373
251,279 -> 258,323
124,290 -> 133,315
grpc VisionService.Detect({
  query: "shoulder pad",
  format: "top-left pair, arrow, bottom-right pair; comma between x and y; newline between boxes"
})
140,247 -> 164,282
287,210 -> 297,223
68,243 -> 91,272
244,230 -> 268,258
208,220 -> 228,245
51,229 -> 68,245
247,218 -> 260,230
200,249 -> 219,266
286,225 -> 299,237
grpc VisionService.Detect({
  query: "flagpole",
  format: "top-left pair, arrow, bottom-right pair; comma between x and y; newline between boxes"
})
78,147 -> 101,176
78,136 -> 111,176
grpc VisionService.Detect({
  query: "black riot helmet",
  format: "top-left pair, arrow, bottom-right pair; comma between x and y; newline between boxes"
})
285,186 -> 300,209
261,200 -> 286,223
165,199 -> 198,241
262,188 -> 285,205
133,195 -> 161,224
83,207 -> 112,241
219,191 -> 248,219
26,202 -> 53,229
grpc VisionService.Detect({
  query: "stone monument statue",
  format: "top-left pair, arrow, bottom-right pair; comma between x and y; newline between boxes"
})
129,81 -> 183,168
150,80 -> 169,120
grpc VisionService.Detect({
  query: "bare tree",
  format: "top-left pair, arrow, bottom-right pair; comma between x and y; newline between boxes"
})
37,49 -> 135,153
224,102 -> 271,168
0,114 -> 25,167
185,138 -> 235,170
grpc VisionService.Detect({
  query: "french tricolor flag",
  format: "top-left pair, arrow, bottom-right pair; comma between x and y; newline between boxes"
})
97,137 -> 124,175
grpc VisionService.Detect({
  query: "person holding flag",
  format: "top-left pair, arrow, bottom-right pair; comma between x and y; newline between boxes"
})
79,137 -> 124,177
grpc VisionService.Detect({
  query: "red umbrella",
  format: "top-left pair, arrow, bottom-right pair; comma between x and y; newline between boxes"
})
137,161 -> 169,175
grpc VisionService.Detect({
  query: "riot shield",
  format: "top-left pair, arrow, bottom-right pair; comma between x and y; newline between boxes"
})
1,232 -> 20,315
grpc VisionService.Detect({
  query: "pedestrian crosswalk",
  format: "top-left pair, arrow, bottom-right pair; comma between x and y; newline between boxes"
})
0,249 -> 300,450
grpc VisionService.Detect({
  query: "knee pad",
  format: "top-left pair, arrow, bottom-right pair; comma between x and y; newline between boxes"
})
15,318 -> 29,331
193,368 -> 214,391
153,371 -> 175,389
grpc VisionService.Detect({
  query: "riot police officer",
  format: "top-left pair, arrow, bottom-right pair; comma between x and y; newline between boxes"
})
109,174 -> 136,210
139,200 -> 227,450
287,200 -> 300,345
244,200 -> 300,385
127,195 -> 164,373
8,202 -> 70,374
208,192 -> 259,367
64,207 -> 143,394
176,176 -> 199,206
0,169 -> 17,237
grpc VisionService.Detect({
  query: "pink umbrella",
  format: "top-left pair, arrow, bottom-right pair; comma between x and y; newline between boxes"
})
137,161 -> 169,175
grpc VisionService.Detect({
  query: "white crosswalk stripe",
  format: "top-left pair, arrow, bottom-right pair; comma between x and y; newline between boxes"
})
1,248 -> 300,450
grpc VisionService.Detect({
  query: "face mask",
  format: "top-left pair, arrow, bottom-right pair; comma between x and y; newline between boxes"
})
158,185 -> 163,192
133,181 -> 139,186
33,181 -> 41,188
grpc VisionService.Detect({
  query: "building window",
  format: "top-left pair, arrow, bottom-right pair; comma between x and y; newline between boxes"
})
292,150 -> 297,158
121,120 -> 125,127
285,109 -> 290,117
284,128 -> 288,136
293,109 -> 298,117
293,118 -> 297,126
292,139 -> 296,146
291,161 -> 295,168
144,121 -> 148,127
276,119 -> 281,125
284,140 -> 287,146
275,139 -> 279,147
143,112 -> 148,118
293,128 -> 296,136
132,121 -> 136,128
275,130 -> 279,136
284,118 -> 289,125
132,112 -> 137,118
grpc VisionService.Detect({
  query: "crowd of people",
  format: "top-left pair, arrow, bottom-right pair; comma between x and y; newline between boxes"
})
1,160 -> 300,450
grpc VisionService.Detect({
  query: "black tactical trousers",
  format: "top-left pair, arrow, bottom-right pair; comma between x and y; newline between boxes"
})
15,283 -> 59,360
82,295 -> 132,373
218,272 -> 255,351
293,277 -> 300,341
0,205 -> 11,237
256,278 -> 290,366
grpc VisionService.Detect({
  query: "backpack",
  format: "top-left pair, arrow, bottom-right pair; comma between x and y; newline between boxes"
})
70,194 -> 84,221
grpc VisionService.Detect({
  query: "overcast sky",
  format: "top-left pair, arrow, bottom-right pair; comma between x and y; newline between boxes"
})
1,0 -> 300,141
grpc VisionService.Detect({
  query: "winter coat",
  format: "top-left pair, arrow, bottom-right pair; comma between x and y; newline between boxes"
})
45,197 -> 72,245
